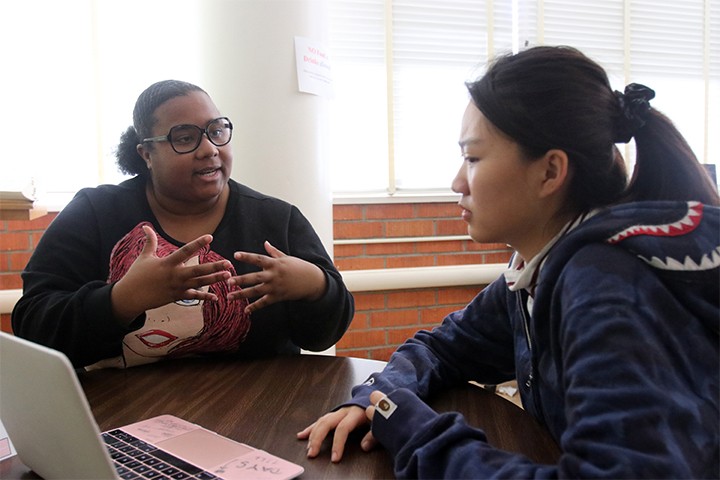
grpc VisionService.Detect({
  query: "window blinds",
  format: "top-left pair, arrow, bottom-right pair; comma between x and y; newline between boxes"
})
329,0 -> 718,194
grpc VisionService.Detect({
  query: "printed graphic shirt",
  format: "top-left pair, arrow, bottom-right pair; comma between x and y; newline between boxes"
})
12,176 -> 354,368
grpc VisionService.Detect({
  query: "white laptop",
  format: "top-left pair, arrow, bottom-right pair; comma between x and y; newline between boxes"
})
0,332 -> 304,480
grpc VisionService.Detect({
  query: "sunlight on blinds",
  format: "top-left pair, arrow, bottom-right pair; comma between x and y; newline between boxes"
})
328,0 -> 718,194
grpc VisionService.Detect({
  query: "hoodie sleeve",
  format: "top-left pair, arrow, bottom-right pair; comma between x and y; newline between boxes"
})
371,388 -> 557,479
347,277 -> 517,409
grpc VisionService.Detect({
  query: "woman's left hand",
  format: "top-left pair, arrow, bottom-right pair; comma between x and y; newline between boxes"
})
228,241 -> 327,314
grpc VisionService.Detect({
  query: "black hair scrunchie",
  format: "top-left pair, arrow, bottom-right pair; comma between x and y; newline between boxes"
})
613,83 -> 655,143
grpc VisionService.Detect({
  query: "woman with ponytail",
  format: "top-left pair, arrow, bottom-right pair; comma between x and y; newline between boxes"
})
301,46 -> 719,478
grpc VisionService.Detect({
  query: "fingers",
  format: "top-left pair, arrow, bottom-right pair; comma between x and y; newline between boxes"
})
226,270 -> 278,312
301,407 -> 369,463
229,247 -> 325,307
230,248 -> 273,292
302,412 -> 342,459
160,233 -> 233,288
296,423 -> 314,440
243,296 -> 268,315
357,392 -> 382,452
263,240 -> 286,258
170,234 -> 214,264
369,390 -> 386,404
366,390 -> 386,422
360,430 -> 378,452
328,412 -> 356,463
233,250 -> 272,269
179,287 -> 219,303
181,261 -> 233,288
140,225 -> 158,256
127,229 -> 236,309
227,270 -> 266,291
332,407 -> 372,462
365,404 -> 376,422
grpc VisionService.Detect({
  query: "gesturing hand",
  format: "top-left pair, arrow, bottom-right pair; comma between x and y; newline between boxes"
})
111,225 -> 233,325
228,241 -> 327,314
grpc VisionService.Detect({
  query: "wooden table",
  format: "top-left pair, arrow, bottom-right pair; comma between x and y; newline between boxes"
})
1,355 -> 560,479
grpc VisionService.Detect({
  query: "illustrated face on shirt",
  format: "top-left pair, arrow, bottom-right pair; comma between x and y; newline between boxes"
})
106,222 -> 251,368
122,256 -> 206,361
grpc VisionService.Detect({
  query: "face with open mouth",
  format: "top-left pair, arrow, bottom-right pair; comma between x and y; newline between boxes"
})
139,90 -> 233,211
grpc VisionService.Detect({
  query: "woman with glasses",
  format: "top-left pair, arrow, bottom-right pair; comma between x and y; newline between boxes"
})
299,46 -> 719,478
12,80 -> 354,369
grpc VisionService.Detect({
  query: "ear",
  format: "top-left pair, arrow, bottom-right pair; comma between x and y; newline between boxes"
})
536,149 -> 569,198
136,143 -> 152,170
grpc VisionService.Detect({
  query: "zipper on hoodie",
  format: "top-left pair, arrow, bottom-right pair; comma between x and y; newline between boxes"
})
517,291 -> 533,388
517,291 -> 538,406
517,290 -> 550,426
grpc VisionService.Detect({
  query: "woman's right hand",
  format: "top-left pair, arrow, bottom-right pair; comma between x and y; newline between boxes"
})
111,225 -> 232,325
297,405 -> 377,463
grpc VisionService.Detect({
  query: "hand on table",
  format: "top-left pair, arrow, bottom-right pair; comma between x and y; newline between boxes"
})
297,390 -> 387,463
228,241 -> 327,314
297,405 -> 376,463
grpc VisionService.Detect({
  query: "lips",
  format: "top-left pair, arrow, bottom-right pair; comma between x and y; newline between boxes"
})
134,329 -> 178,348
196,166 -> 221,176
458,203 -> 471,221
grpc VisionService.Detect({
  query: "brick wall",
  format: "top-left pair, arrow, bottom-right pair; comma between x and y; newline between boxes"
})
0,214 -> 57,333
332,203 -> 512,360
0,203 -> 513,361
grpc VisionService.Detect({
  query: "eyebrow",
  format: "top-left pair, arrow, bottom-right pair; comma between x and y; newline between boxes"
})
458,137 -> 483,149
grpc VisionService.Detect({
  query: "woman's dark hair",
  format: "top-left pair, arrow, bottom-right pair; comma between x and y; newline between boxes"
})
466,45 -> 719,211
115,80 -> 207,177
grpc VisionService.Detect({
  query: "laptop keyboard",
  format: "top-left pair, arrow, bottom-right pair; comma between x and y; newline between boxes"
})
103,429 -> 218,480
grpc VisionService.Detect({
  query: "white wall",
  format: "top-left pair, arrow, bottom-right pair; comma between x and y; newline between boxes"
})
199,0 -> 334,256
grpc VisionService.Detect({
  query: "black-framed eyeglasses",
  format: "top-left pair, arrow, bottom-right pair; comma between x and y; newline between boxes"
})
142,117 -> 233,154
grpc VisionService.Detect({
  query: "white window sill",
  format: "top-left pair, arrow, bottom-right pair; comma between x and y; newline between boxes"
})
37,190 -> 462,214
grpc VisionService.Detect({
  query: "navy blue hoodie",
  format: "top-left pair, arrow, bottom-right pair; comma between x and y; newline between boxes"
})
350,201 -> 719,478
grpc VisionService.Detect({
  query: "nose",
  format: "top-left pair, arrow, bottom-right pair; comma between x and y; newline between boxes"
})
451,163 -> 467,195
195,133 -> 219,157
